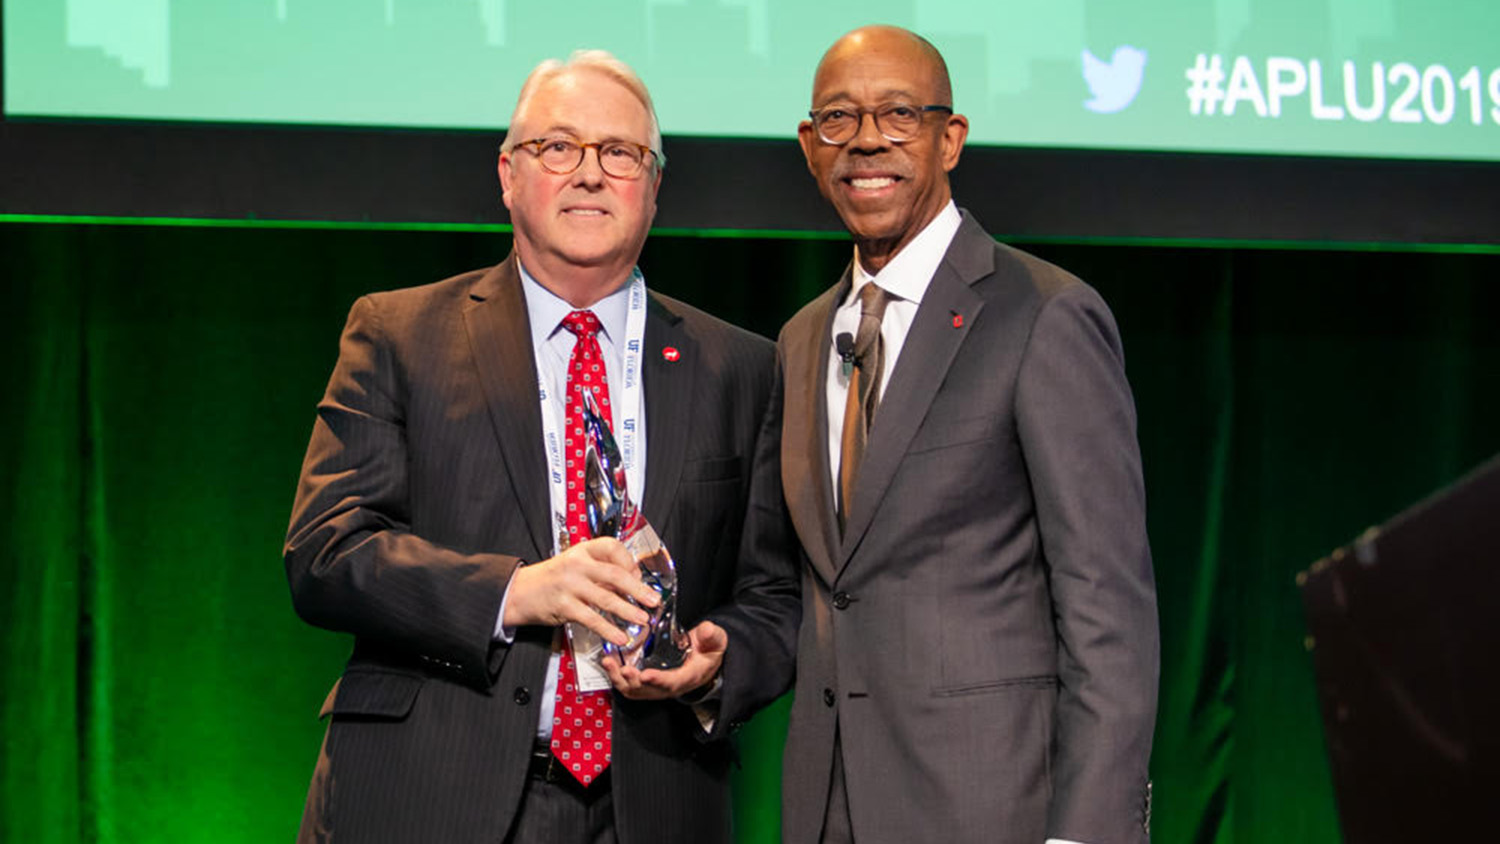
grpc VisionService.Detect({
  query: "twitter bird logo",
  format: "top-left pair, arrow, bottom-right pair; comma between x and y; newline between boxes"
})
1082,45 -> 1147,113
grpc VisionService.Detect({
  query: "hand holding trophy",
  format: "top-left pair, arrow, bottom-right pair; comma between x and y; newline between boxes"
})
566,389 -> 691,672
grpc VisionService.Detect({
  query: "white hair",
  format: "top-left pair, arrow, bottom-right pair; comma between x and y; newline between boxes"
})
500,49 -> 664,168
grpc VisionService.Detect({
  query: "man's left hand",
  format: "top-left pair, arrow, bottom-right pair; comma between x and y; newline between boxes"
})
603,620 -> 727,700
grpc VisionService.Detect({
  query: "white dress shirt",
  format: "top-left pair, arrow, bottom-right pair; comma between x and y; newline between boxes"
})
495,261 -> 647,743
825,201 -> 961,491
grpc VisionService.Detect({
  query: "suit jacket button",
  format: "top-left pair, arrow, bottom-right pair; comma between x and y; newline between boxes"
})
513,686 -> 531,706
823,688 -> 836,707
832,591 -> 851,610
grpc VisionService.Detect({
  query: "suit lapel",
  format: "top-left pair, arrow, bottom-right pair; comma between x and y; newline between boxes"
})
463,255 -> 553,561
836,217 -> 993,569
783,279 -> 847,585
639,294 -> 695,536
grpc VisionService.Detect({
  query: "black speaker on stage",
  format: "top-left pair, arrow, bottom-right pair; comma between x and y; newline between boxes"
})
1299,455 -> 1500,842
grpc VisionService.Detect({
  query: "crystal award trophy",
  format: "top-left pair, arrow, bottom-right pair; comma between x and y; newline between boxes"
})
564,389 -> 690,672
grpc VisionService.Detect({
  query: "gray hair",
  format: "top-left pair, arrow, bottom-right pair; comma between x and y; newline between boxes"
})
500,49 -> 665,168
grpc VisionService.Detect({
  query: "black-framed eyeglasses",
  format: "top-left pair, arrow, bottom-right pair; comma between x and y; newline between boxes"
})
514,137 -> 661,179
807,102 -> 954,145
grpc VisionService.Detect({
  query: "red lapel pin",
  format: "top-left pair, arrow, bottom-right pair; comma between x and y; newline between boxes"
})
662,346 -> 680,362
952,313 -> 964,329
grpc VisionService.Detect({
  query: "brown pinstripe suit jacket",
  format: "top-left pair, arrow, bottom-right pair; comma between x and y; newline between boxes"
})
285,254 -> 784,843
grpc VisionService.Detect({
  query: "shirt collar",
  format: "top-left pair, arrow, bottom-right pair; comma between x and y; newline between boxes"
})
518,260 -> 638,351
849,200 -> 962,306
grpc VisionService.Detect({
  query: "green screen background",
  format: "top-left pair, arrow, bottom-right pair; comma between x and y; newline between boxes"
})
6,0 -> 1499,160
4,219 -> 1499,842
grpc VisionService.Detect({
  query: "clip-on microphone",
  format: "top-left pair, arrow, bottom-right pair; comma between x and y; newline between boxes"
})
835,332 -> 856,379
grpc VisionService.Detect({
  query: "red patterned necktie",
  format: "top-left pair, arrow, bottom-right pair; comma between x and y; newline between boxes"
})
553,309 -> 613,786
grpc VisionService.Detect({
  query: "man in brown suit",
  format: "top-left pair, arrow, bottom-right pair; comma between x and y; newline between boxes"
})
285,50 -> 787,843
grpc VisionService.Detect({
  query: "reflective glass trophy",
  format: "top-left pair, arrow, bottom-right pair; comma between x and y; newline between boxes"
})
565,389 -> 690,672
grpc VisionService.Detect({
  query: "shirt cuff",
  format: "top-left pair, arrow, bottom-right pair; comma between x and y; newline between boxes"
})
680,672 -> 723,733
493,565 -> 522,642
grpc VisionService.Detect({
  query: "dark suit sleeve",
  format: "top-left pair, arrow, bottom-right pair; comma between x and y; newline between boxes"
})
284,295 -> 518,689
1015,284 -> 1159,843
708,348 -> 802,735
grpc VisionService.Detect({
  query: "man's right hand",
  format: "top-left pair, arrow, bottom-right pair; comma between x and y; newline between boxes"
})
502,537 -> 659,645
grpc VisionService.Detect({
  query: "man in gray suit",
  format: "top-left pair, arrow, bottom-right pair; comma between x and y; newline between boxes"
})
285,50 -> 786,843
695,25 -> 1160,844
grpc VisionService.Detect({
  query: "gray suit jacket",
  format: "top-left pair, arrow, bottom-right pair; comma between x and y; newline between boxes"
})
771,213 -> 1158,844
284,254 -> 778,843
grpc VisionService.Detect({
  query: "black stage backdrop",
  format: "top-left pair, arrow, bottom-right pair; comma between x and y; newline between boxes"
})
4,221 -> 1499,843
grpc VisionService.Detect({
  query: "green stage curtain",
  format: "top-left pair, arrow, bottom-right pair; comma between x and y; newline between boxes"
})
4,221 -> 1498,843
